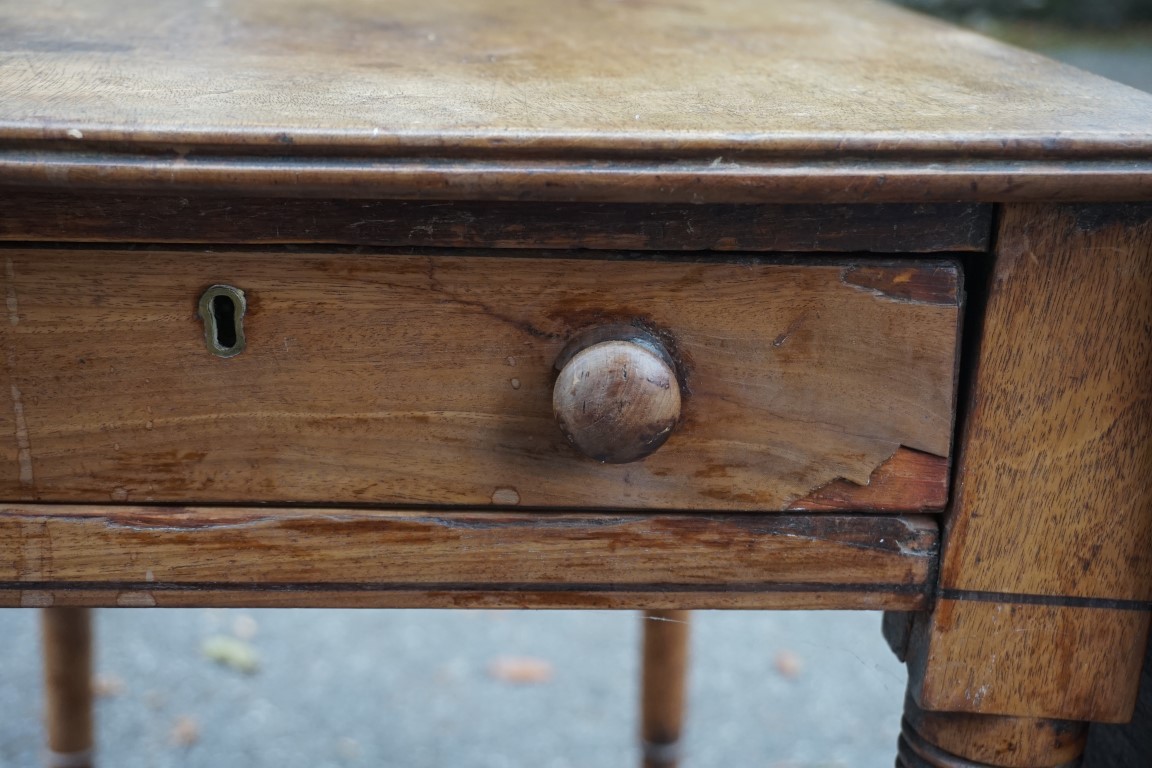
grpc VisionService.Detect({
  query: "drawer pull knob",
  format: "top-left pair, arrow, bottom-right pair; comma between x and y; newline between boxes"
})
553,333 -> 681,463
198,284 -> 247,358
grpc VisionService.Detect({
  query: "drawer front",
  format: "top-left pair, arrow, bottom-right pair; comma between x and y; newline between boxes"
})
1,249 -> 960,510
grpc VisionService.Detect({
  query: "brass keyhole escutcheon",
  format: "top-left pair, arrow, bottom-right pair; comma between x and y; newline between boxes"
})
198,284 -> 247,358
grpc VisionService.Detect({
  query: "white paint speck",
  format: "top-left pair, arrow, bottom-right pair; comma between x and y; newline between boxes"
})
491,487 -> 521,505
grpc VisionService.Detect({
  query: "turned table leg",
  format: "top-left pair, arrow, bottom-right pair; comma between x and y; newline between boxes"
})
41,607 -> 94,768
897,692 -> 1086,768
640,610 -> 691,768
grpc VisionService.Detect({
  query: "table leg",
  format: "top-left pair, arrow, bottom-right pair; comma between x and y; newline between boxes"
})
41,607 -> 94,768
640,609 -> 690,768
906,204 -> 1152,725
897,692 -> 1087,768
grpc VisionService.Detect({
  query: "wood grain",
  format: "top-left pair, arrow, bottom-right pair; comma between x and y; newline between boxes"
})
0,195 -> 993,253
3,0 -> 1148,154
0,507 -> 939,610
0,249 -> 960,511
908,204 -> 1152,723
1,0 -> 1150,202
938,204 -> 1152,602
909,600 -> 1149,724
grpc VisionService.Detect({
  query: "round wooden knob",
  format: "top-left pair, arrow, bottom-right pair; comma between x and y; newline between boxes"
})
553,337 -> 682,463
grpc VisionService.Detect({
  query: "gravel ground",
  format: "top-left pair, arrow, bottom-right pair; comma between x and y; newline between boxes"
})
0,609 -> 905,768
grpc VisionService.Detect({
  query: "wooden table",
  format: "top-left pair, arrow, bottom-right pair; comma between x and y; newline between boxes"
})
1,0 -> 1151,765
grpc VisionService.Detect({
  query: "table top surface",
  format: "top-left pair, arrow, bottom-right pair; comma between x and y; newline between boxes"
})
2,0 -> 1151,160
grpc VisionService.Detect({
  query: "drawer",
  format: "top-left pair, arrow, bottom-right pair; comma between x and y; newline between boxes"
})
1,249 -> 961,511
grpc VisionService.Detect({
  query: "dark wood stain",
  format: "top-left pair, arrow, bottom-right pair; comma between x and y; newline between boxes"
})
0,194 -> 993,253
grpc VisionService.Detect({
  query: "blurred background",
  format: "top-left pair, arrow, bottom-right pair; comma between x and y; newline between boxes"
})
899,0 -> 1152,90
0,3 -> 1148,768
0,609 -> 906,767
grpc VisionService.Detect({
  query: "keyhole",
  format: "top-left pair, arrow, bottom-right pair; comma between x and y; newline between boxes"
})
198,284 -> 247,358
212,294 -> 237,349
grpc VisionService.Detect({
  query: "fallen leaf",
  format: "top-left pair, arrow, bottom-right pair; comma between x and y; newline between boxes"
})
202,635 -> 260,674
487,656 -> 554,684
169,716 -> 199,747
92,674 -> 125,698
774,649 -> 803,680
